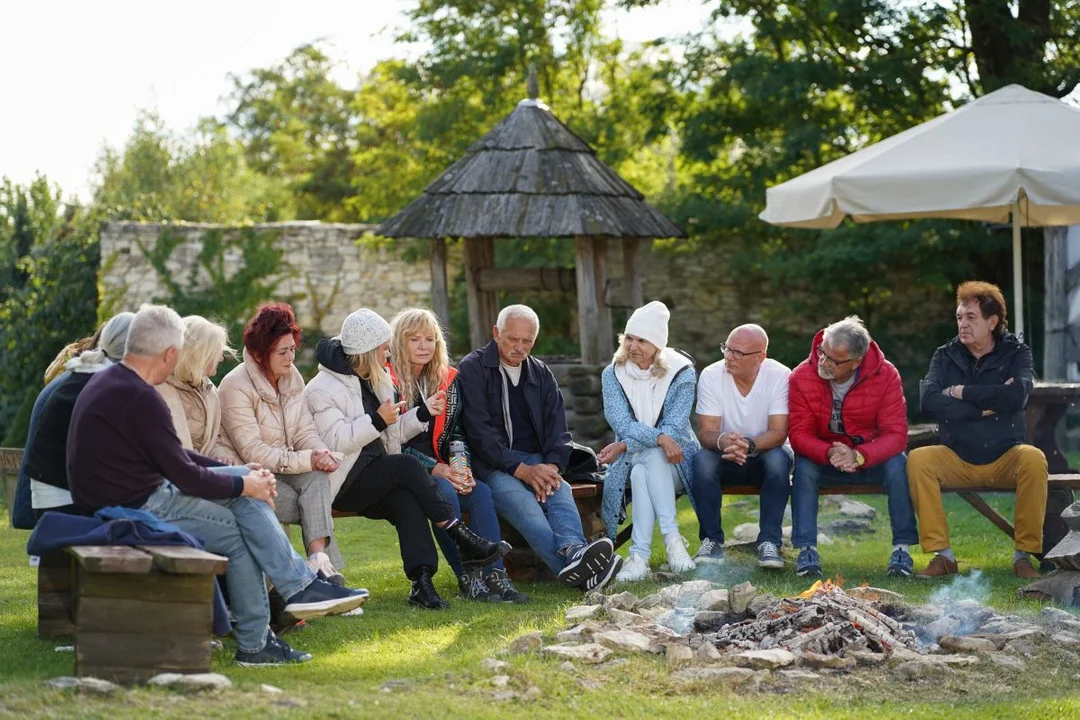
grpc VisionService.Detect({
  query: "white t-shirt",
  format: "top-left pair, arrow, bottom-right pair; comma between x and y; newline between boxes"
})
696,358 -> 791,439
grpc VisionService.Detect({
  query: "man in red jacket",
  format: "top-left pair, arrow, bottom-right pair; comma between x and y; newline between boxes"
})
788,316 -> 917,578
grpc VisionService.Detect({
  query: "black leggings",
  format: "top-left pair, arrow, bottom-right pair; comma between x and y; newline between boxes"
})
333,454 -> 455,578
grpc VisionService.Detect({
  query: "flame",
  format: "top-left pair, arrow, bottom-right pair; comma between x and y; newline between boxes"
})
797,577 -> 845,599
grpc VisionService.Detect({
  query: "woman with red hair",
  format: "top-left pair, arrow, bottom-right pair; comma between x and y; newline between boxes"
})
219,302 -> 346,584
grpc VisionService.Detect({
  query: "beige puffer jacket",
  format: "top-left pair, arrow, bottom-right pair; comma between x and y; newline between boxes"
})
156,375 -> 239,463
304,365 -> 427,497
218,349 -> 325,474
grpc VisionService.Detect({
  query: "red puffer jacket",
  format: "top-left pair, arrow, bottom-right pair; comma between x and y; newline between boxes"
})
788,329 -> 908,468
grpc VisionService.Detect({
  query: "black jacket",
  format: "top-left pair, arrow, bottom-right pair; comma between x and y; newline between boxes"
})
24,372 -> 95,490
457,341 -> 573,478
920,332 -> 1032,465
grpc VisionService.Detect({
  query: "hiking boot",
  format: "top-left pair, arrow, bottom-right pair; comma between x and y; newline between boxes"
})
579,554 -> 623,593
795,547 -> 822,578
615,553 -> 650,582
886,548 -> 914,577
693,538 -> 725,565
758,541 -> 784,569
457,568 -> 494,602
665,534 -> 696,573
557,538 -> 614,587
485,568 -> 530,604
446,521 -> 512,568
235,634 -> 312,667
916,554 -> 959,578
284,578 -> 368,619
1013,556 -> 1040,579
307,551 -> 345,586
408,566 -> 450,610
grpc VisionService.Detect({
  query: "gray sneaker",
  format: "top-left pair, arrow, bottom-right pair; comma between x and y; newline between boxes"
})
757,541 -> 784,569
693,538 -> 725,565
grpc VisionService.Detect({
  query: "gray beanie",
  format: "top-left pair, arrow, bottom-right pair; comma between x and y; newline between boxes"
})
100,312 -> 136,361
340,309 -> 391,355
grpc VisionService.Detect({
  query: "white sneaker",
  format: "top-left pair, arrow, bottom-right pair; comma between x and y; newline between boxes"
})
665,534 -> 696,573
306,551 -> 345,585
615,554 -> 650,582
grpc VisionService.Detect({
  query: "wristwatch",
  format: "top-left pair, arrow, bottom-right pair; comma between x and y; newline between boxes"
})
746,438 -> 757,456
854,450 -> 865,467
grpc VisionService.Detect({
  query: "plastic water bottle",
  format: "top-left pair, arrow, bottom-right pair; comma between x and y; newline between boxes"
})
449,440 -> 470,478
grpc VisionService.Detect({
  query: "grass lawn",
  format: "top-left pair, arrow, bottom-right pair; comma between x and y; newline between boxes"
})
2,492 -> 1080,719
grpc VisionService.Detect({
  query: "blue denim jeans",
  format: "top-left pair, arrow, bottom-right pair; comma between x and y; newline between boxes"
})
142,479 -> 316,653
432,473 -> 505,576
477,451 -> 585,574
791,452 -> 919,548
691,446 -> 792,547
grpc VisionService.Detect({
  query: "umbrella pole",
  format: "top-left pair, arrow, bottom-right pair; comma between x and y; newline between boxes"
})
1012,202 -> 1024,341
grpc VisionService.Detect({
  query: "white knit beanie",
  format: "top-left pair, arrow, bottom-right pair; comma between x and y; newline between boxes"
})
624,301 -> 670,350
340,309 -> 391,355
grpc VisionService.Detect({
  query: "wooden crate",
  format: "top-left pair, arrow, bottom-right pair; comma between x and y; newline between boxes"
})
38,550 -> 76,637
67,545 -> 227,683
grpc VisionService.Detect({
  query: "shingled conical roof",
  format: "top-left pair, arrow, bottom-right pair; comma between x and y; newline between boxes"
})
376,96 -> 684,239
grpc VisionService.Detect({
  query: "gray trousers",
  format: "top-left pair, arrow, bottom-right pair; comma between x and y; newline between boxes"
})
275,470 -> 345,570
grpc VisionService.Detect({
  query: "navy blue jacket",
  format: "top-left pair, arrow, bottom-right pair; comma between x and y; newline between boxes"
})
920,332 -> 1032,465
457,341 -> 573,478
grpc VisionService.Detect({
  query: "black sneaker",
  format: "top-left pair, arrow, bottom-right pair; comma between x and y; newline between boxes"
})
458,568 -> 494,602
235,634 -> 313,667
578,553 -> 622,593
557,538 -> 614,587
284,578 -> 369,619
485,568 -> 530,604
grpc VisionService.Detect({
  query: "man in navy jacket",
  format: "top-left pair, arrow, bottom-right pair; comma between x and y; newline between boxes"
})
458,304 -> 620,591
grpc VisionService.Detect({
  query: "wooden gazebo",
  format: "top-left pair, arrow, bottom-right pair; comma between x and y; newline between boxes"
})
376,77 -> 684,363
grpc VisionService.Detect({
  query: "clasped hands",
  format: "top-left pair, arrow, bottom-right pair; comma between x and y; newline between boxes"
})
718,432 -> 750,465
242,466 -> 278,509
515,462 -> 564,503
827,442 -> 859,473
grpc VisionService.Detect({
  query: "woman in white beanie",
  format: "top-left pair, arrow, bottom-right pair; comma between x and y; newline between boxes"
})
304,308 -> 511,610
597,301 -> 701,581
219,302 -> 346,584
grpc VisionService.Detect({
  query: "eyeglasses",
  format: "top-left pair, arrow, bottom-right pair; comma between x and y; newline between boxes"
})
818,348 -> 855,367
720,343 -> 763,360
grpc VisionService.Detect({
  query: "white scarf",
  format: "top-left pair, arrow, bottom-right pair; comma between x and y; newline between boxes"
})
619,361 -> 664,428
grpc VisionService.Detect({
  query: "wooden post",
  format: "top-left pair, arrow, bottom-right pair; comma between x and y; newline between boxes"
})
429,238 -> 451,341
622,237 -> 643,310
464,237 -> 498,351
575,236 -> 612,363
1045,226 -> 1068,380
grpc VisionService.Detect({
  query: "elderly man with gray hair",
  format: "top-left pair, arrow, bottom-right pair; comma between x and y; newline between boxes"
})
457,304 -> 621,591
788,315 -> 917,578
68,304 -> 368,667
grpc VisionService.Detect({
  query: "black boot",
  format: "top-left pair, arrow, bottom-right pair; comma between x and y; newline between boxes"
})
408,566 -> 449,610
445,520 -> 511,569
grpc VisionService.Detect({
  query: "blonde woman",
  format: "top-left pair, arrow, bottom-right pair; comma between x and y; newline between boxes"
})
391,308 -> 529,604
305,309 -> 510,610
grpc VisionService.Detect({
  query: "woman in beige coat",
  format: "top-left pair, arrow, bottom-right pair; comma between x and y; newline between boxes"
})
219,303 -> 345,583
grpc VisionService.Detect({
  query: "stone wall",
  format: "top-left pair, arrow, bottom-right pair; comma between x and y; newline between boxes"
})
548,363 -> 612,450
99,221 -> 432,337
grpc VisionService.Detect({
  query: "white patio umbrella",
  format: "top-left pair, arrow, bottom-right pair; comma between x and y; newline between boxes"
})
759,84 -> 1080,340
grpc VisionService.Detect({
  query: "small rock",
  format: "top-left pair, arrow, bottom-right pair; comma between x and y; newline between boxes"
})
542,643 -> 613,664
380,680 -> 410,692
847,650 -> 888,666
556,621 -> 604,643
558,661 -> 577,673
509,631 -> 544,655
491,691 -> 519,702
733,523 -> 758,543
658,585 -> 682,607
924,616 -> 962,639
1040,606 -> 1080,631
523,686 -> 543,700
261,684 -> 283,695
939,635 -> 997,653
694,642 -> 722,664
888,647 -> 924,663
480,658 -> 509,673
47,677 -> 120,695
823,518 -> 875,536
823,495 -> 847,505
635,593 -> 663,611
607,608 -> 646,627
1006,638 -> 1038,657
666,643 -> 693,669
147,673 -> 232,692
594,630 -> 653,654
735,648 -> 795,669
837,500 -> 877,519
896,660 -> 948,680
565,605 -> 602,622
989,655 -> 1026,671
799,651 -> 856,670
696,589 -> 730,613
817,533 -> 834,545
936,655 -> 979,666
677,580 -> 715,607
693,610 -> 738,633
672,667 -> 755,684
583,590 -> 606,606
604,592 -> 639,612
730,581 -> 757,615
491,675 -> 510,688
1052,632 -> 1080,648
780,669 -> 820,680
746,594 -> 775,617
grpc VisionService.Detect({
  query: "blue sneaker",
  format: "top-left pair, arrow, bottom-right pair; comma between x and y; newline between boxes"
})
693,538 -> 726,565
795,547 -> 822,578
285,578 -> 368,619
887,547 -> 914,577
235,634 -> 312,667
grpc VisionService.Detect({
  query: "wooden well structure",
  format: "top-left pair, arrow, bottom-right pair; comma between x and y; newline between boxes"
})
375,79 -> 684,363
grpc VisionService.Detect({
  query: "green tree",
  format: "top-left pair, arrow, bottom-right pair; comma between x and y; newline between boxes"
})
0,176 -> 63,302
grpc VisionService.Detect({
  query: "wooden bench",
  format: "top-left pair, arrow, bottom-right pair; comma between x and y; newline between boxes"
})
0,446 -> 22,522
40,545 -> 227,683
